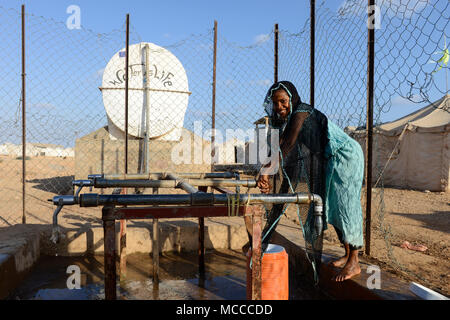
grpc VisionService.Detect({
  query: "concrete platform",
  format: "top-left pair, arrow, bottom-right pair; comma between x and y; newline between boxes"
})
0,217 -> 420,300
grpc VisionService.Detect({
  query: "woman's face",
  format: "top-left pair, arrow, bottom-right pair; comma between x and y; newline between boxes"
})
272,89 -> 291,119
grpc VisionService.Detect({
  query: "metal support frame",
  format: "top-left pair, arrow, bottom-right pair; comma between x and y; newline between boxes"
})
52,172 -> 323,301
101,203 -> 260,300
152,188 -> 159,286
198,186 -> 208,275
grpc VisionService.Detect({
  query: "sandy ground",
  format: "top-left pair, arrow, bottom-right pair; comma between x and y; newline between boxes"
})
0,156 -> 449,296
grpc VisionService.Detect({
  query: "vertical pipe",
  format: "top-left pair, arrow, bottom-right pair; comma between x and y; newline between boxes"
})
273,23 -> 279,194
309,0 -> 316,194
125,14 -> 130,174
119,187 -> 127,279
211,20 -> 217,170
103,212 -> 117,300
274,23 -> 279,83
198,186 -> 208,275
310,0 -> 315,108
21,5 -> 26,224
145,44 -> 150,174
365,0 -> 375,256
251,206 -> 262,300
152,188 -> 160,285
120,14 -> 130,279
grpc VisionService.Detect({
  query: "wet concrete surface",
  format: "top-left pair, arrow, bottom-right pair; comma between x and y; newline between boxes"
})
7,249 -> 323,300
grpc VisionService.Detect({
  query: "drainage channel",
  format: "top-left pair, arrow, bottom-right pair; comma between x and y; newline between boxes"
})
7,249 -> 325,300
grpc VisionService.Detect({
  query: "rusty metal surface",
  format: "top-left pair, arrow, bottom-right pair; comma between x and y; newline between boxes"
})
198,186 -> 208,275
152,188 -> 159,285
103,208 -> 117,300
119,189 -> 127,280
251,206 -> 262,300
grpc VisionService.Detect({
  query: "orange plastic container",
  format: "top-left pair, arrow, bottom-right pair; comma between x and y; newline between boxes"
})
246,244 -> 289,300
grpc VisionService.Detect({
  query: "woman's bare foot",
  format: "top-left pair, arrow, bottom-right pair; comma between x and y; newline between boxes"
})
329,243 -> 350,268
329,256 -> 348,268
332,249 -> 361,282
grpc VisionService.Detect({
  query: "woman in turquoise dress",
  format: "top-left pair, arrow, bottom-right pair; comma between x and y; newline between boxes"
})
257,81 -> 364,281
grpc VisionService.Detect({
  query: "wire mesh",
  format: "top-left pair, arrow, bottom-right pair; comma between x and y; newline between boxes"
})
0,0 -> 448,295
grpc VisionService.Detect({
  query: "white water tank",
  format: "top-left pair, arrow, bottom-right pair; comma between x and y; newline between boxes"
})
101,42 -> 190,141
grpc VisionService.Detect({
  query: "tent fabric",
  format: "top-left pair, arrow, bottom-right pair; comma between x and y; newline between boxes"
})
347,94 -> 449,192
376,94 -> 450,135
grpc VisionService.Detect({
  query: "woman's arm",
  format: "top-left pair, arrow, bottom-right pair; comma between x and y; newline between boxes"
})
257,112 -> 308,193
279,111 -> 308,158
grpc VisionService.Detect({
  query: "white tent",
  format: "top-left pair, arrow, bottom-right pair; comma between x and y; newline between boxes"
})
347,94 -> 450,192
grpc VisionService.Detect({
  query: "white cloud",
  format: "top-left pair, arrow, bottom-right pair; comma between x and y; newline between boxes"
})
253,34 -> 270,45
30,103 -> 56,109
391,94 -> 421,106
250,79 -> 272,87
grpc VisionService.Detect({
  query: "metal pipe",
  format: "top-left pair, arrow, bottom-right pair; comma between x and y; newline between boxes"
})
50,192 -> 324,246
82,178 -> 257,189
198,186 -> 208,275
309,0 -> 316,194
144,44 -> 150,174
103,212 -> 117,300
21,4 -> 26,224
50,193 -> 323,217
211,20 -> 217,170
152,188 -> 159,285
166,173 -> 199,194
89,172 -> 238,180
50,200 -> 64,244
53,192 -> 312,207
251,207 -> 262,300
312,194 -> 323,237
365,0 -> 375,256
274,23 -> 279,83
125,14 -> 130,174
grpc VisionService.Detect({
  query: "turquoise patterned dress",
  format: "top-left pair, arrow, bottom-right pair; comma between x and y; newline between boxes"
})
325,121 -> 364,248
262,81 -> 365,251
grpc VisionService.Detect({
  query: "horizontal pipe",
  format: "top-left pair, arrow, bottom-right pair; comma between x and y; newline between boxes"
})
81,178 -> 256,189
52,192 -> 313,208
91,172 -> 238,180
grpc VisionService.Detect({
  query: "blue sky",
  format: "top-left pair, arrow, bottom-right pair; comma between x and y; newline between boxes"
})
0,0 -> 448,147
4,0 -> 323,45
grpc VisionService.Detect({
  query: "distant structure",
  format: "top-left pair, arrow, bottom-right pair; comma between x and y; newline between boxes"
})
0,142 -> 74,158
75,42 -> 210,178
347,94 -> 449,192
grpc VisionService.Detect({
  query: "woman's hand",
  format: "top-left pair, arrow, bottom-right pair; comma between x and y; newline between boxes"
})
257,174 -> 271,194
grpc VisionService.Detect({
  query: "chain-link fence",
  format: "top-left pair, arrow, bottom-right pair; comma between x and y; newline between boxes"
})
0,1 -> 448,295
276,0 -> 449,294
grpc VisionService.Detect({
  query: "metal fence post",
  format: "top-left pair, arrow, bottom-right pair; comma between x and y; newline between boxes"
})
211,20 -> 217,170
274,23 -> 279,83
365,0 -> 375,256
120,13 -> 130,279
310,0 -> 316,193
21,4 -> 26,225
